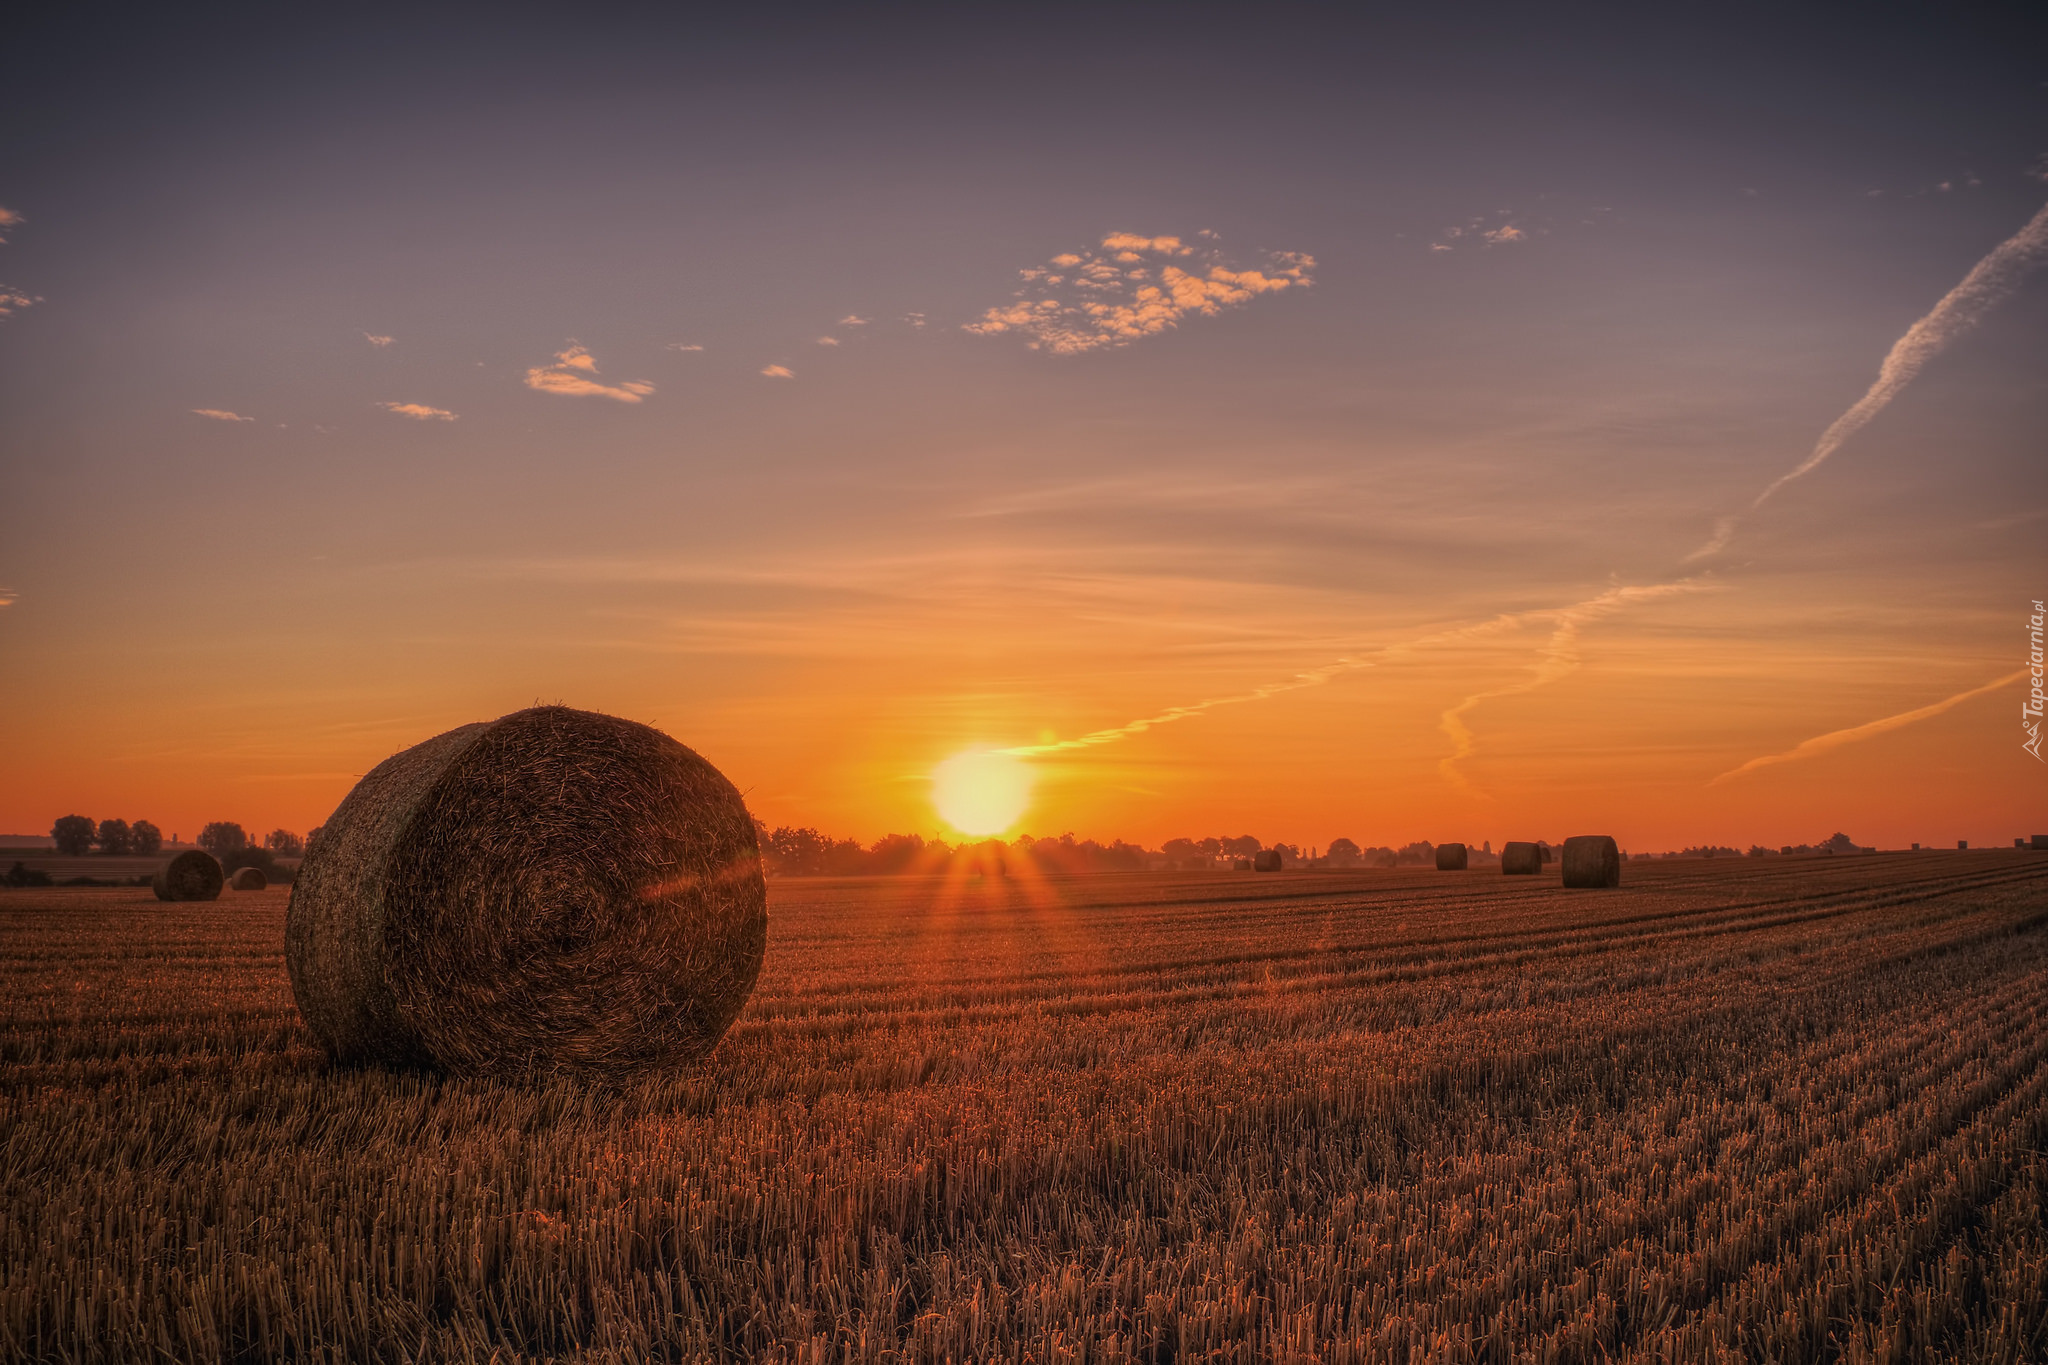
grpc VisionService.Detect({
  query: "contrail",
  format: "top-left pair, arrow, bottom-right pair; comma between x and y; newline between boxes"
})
996,613 -> 1534,758
1709,669 -> 2026,784
1438,581 -> 1706,792
1692,199 -> 2048,560
1000,583 -> 1705,763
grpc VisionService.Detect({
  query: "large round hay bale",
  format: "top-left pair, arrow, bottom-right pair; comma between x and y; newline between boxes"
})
1561,835 -> 1621,888
229,866 -> 268,891
285,705 -> 767,1076
153,850 -> 224,902
1500,841 -> 1542,875
1252,849 -> 1282,872
1435,842 -> 1467,871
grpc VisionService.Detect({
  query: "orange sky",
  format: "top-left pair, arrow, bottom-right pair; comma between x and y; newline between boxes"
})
2,11 -> 2045,852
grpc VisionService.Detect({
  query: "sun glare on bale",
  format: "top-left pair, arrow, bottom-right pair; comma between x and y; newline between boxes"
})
931,750 -> 1032,836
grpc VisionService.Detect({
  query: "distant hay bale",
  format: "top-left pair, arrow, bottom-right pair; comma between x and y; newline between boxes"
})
1561,835 -> 1621,888
1435,842 -> 1467,871
1253,849 -> 1282,872
285,705 -> 767,1077
153,850 -> 224,902
1500,841 -> 1542,875
229,867 -> 268,891
2033,835 -> 2047,851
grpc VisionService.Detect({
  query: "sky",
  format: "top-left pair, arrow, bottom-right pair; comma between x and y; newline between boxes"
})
2,2 -> 2046,852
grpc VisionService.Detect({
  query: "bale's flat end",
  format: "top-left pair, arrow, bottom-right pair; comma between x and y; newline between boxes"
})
1435,842 -> 1468,871
154,850 -> 225,902
1561,835 -> 1621,888
1501,841 -> 1542,875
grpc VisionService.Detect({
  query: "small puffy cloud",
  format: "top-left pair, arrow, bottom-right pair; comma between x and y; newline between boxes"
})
364,332 -> 395,347
760,364 -> 794,378
0,287 -> 36,318
523,344 -> 655,402
665,342 -> 704,352
1099,233 -> 1191,255
1483,224 -> 1525,244
838,314 -> 867,326
0,207 -> 21,244
964,232 -> 1313,354
192,408 -> 252,422
903,312 -> 927,328
0,589 -> 16,607
377,401 -> 456,421
816,336 -> 839,346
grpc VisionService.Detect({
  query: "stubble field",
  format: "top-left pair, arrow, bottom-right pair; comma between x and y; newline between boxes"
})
3,853 -> 2046,1362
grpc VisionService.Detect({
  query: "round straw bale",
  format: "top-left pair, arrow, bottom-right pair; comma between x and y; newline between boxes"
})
153,850 -> 224,902
229,866 -> 268,891
1252,849 -> 1282,872
285,705 -> 767,1076
1561,834 -> 1621,888
1500,841 -> 1542,875
1435,842 -> 1467,871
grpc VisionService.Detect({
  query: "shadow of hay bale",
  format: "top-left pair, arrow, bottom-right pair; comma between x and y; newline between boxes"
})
285,705 -> 767,1078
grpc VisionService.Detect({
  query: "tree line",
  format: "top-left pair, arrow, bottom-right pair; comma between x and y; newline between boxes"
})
749,826 -> 1476,877
48,817 -> 316,877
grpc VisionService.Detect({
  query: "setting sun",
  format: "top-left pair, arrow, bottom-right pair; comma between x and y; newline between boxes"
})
930,750 -> 1032,836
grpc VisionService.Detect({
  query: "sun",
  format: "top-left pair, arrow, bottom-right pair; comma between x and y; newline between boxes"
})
931,749 -> 1033,837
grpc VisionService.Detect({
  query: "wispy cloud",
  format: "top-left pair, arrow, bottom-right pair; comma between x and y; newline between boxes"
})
815,336 -> 839,346
1693,199 -> 2048,559
377,401 -> 456,421
192,409 -> 253,422
523,344 -> 655,403
760,364 -> 794,378
0,207 -> 22,244
1437,582 -> 1707,793
0,287 -> 36,318
839,315 -> 868,327
1710,670 -> 2025,784
363,332 -> 395,347
1432,209 -> 1533,252
665,342 -> 704,352
964,231 -> 1314,354
0,589 -> 17,607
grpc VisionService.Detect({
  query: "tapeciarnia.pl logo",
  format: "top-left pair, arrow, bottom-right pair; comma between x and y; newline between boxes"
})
2027,599 -> 2045,761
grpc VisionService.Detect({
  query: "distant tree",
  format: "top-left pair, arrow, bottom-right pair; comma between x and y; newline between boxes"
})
1325,837 -> 1362,866
51,815 -> 96,856
1160,838 -> 1203,865
130,820 -> 163,856
4,861 -> 53,887
198,822 -> 248,856
1221,835 -> 1262,858
866,833 -> 926,873
264,829 -> 304,857
305,825 -> 324,852
95,818 -> 133,856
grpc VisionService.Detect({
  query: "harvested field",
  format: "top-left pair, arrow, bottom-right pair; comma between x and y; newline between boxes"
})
3,853 -> 2047,1361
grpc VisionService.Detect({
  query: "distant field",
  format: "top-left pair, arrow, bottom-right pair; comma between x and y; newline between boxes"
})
3,855 -> 2045,1362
